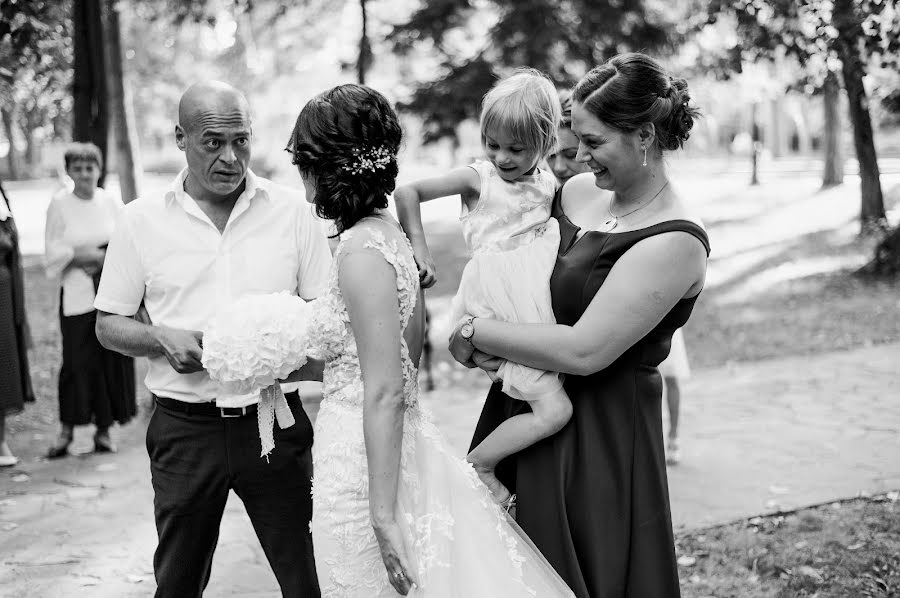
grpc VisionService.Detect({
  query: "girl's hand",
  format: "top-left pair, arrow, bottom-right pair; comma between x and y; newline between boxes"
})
448,316 -> 476,367
412,244 -> 436,289
472,350 -> 503,383
373,520 -> 418,595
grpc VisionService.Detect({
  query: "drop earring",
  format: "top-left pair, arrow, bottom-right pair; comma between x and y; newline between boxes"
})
641,144 -> 648,167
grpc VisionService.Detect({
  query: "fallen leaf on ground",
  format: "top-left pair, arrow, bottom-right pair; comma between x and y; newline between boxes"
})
126,574 -> 145,583
11,474 -> 29,483
847,541 -> 866,550
768,485 -> 789,494
95,463 -> 117,472
797,565 -> 825,583
794,540 -> 809,549
677,555 -> 697,566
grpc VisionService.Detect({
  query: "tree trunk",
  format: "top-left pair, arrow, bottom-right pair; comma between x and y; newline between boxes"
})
859,225 -> 900,278
72,0 -> 109,187
357,0 -> 371,85
821,71 -> 844,187
103,0 -> 141,203
1,107 -> 19,180
23,108 -> 41,173
833,0 -> 885,235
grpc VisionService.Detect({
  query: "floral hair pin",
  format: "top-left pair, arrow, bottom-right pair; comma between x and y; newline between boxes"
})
341,146 -> 393,175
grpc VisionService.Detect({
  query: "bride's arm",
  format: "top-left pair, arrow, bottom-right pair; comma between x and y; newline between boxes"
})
339,247 -> 416,593
451,231 -> 707,376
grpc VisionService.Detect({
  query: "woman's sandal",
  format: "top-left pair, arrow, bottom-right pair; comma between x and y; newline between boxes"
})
46,438 -> 71,459
94,434 -> 117,454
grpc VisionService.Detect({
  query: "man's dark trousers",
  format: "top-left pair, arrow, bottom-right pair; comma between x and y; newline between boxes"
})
147,391 -> 320,597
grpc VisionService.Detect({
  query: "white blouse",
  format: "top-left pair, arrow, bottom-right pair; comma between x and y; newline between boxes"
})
44,189 -> 123,316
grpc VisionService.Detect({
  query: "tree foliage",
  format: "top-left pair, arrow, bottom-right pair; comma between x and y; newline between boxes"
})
706,0 -> 899,233
0,0 -> 72,177
388,0 -> 679,143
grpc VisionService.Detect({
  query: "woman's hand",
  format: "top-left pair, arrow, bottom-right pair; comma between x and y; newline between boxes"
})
471,350 -> 503,383
448,315 -> 476,367
373,520 -> 418,595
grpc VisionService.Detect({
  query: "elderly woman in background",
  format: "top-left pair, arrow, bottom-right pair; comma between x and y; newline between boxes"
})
547,90 -> 590,187
455,53 -> 709,597
0,183 -> 34,467
44,143 -> 135,458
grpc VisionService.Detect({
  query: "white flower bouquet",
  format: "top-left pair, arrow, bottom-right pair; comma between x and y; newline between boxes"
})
203,292 -> 315,457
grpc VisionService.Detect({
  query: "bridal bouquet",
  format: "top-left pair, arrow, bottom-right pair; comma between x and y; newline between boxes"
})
203,292 -> 314,457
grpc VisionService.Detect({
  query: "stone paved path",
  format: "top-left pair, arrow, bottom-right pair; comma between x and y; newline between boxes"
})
2,342 -> 899,596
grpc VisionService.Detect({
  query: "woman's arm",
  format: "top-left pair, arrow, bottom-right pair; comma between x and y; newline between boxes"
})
44,200 -> 105,277
339,243 -> 416,592
394,166 -> 480,287
452,231 -> 708,376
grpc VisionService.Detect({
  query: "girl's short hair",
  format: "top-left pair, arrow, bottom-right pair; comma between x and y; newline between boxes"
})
285,84 -> 402,236
64,142 -> 103,171
572,53 -> 701,152
480,68 -> 561,158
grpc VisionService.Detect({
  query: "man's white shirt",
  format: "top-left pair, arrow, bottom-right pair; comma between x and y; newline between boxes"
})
94,168 -> 331,407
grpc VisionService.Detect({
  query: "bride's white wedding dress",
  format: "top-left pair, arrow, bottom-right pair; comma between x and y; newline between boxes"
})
307,220 -> 574,597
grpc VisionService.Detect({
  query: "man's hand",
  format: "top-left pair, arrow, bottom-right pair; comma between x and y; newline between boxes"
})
155,327 -> 204,374
411,242 -> 436,289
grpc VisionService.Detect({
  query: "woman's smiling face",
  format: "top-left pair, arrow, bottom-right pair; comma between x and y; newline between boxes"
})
571,101 -> 643,191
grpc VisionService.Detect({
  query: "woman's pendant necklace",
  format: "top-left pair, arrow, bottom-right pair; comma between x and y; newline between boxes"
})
603,181 -> 669,233
599,215 -> 618,232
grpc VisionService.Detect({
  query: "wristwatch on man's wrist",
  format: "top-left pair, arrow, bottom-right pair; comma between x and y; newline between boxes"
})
460,315 -> 476,344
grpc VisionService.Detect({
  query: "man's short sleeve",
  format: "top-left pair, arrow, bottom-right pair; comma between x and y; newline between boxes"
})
94,211 -> 145,316
295,205 -> 331,300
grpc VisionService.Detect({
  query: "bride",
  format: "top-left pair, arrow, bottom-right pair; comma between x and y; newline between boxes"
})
285,84 -> 574,597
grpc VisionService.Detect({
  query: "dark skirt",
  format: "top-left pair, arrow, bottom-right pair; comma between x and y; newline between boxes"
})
0,263 -> 32,415
58,298 -> 136,427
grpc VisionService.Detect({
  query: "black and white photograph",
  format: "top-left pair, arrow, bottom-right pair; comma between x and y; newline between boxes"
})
1,0 -> 899,596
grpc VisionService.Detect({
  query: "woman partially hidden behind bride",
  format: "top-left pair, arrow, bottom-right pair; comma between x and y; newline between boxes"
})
285,84 -> 574,597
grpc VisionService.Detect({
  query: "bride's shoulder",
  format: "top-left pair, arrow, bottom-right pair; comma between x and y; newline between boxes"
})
338,217 -> 413,263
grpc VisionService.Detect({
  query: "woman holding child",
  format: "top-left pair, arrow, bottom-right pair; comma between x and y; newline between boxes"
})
453,53 -> 709,597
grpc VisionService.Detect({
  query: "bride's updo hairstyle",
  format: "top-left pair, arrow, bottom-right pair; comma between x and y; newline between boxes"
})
572,53 -> 700,153
286,84 -> 402,235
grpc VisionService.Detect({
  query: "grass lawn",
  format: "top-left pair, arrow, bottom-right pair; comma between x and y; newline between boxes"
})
678,493 -> 900,597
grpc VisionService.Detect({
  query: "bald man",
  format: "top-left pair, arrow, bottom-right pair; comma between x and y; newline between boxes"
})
95,81 -> 329,597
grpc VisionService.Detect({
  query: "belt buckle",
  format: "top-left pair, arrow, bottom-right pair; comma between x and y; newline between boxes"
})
219,406 -> 247,418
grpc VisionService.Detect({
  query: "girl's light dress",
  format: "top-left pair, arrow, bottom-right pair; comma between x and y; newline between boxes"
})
451,160 -> 563,402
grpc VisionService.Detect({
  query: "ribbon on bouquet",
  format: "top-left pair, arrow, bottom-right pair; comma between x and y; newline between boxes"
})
257,383 -> 296,459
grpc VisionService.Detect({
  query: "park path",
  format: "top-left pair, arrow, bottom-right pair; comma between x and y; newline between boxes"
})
2,340 -> 899,597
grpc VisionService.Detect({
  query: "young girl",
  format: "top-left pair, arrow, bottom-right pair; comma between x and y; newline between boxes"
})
395,69 -> 572,508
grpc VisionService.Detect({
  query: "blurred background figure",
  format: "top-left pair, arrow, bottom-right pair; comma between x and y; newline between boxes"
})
661,328 -> 691,466
0,179 -> 35,468
547,90 -> 590,187
43,143 -> 136,459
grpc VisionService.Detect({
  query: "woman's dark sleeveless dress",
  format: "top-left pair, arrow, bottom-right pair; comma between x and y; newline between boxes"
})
469,200 -> 710,598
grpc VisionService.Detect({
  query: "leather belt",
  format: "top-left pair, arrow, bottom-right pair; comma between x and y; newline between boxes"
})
154,395 -> 257,418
